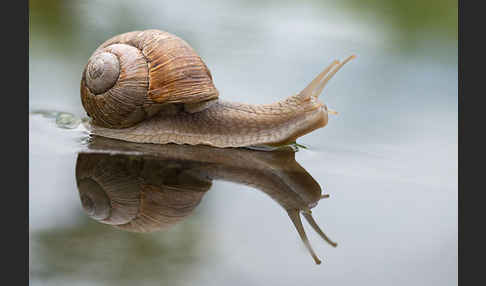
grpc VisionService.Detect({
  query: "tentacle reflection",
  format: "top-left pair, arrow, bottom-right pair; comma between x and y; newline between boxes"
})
76,136 -> 337,264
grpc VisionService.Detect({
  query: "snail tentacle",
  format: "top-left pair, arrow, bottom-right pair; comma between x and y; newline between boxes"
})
302,212 -> 338,247
312,54 -> 356,98
287,209 -> 322,265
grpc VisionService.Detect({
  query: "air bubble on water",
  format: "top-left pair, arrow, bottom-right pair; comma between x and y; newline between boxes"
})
78,135 -> 93,145
55,112 -> 82,129
30,110 -> 84,129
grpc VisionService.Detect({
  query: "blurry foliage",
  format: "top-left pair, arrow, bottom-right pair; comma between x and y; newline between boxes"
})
238,0 -> 457,51
29,0 -> 77,50
29,0 -> 72,35
339,0 -> 457,45
29,0 -> 457,53
30,217 -> 203,285
29,0 -> 145,56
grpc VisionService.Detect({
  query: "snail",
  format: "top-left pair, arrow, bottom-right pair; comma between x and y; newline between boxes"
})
81,29 -> 355,148
76,135 -> 338,264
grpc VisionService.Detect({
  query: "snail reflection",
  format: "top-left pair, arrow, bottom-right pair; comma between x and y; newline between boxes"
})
76,136 -> 337,264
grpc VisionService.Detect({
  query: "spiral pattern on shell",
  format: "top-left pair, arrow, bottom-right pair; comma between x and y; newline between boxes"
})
76,153 -> 211,232
80,29 -> 219,128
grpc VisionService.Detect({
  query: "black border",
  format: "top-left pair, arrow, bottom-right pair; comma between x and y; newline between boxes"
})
459,0 -> 482,284
3,0 -> 28,284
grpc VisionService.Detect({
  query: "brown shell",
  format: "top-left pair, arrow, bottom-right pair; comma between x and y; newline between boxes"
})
76,152 -> 210,232
80,29 -> 219,128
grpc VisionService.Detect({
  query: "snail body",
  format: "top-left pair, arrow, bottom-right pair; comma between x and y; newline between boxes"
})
81,29 -> 355,148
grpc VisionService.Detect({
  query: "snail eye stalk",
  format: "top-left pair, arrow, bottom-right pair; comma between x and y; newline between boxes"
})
298,54 -> 356,100
287,209 -> 322,265
313,54 -> 356,98
302,212 -> 338,247
287,207 -> 338,264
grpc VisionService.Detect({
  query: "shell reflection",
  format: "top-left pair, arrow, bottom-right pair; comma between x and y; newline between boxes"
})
76,136 -> 337,264
76,153 -> 210,232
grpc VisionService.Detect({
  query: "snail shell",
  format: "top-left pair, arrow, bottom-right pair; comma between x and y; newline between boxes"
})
76,153 -> 210,232
80,30 -> 219,128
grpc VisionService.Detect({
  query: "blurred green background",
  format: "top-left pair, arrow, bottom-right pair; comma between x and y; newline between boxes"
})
30,0 -> 457,52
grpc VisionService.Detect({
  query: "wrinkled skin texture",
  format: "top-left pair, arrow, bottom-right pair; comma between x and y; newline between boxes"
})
88,96 -> 329,148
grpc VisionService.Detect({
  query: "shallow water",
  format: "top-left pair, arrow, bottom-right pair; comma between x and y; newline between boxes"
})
30,1 -> 457,285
